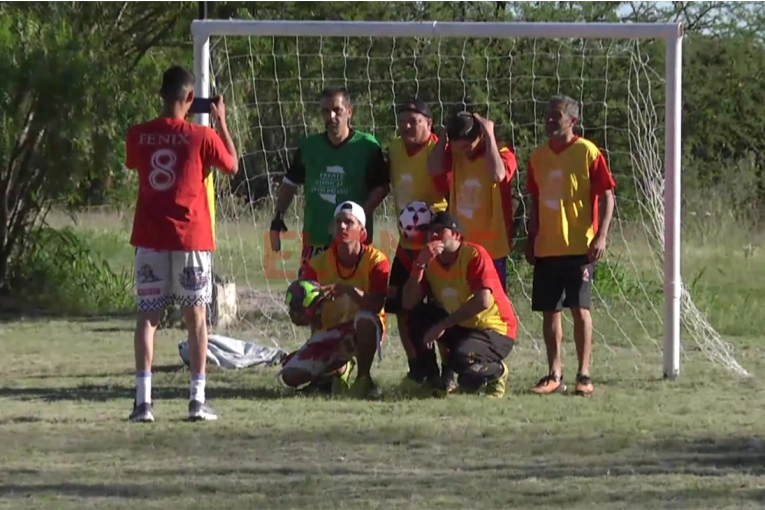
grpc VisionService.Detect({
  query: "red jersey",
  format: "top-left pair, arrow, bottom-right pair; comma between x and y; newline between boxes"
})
125,117 -> 235,251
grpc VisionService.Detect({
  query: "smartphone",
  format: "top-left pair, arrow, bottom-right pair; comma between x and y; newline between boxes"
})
190,97 -> 214,114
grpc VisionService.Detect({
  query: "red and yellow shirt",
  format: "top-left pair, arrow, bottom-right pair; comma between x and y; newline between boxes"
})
423,242 -> 518,339
527,136 -> 616,258
389,135 -> 449,250
443,142 -> 517,260
302,244 -> 390,331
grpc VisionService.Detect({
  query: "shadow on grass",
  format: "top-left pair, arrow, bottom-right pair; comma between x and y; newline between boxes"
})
124,434 -> 765,485
24,364 -> 188,380
0,308 -> 135,325
0,482 -> 199,499
0,384 -> 289,402
2,437 -> 764,505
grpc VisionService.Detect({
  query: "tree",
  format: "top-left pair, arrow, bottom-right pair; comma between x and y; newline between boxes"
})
0,2 -> 194,290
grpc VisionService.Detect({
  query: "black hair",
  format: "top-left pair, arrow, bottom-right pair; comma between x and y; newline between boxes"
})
320,86 -> 352,108
160,66 -> 195,103
446,112 -> 481,142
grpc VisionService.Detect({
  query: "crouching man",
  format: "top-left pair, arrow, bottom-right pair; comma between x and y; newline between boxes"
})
279,201 -> 390,399
401,211 -> 517,398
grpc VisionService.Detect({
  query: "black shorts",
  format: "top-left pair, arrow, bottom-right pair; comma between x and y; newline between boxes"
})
408,303 -> 514,371
531,255 -> 593,312
385,246 -> 418,314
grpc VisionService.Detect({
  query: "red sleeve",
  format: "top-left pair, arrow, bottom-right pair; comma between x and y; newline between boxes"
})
465,247 -> 498,294
526,160 -> 539,197
301,262 -> 319,282
125,126 -> 138,170
368,257 -> 391,295
442,143 -> 454,175
498,145 -> 517,183
590,152 -> 616,195
432,172 -> 451,196
202,127 -> 236,174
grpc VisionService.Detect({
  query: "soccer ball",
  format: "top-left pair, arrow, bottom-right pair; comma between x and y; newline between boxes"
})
398,201 -> 433,239
285,279 -> 322,325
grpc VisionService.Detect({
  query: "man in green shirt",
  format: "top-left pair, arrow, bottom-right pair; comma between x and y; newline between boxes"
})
270,87 -> 389,271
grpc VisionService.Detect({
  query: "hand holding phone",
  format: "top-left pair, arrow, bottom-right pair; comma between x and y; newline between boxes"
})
209,96 -> 226,125
190,95 -> 225,117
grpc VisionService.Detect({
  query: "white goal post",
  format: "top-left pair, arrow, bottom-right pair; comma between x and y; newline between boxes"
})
191,20 -> 685,379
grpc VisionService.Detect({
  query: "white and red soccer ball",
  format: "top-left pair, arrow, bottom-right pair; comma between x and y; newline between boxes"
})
398,201 -> 434,240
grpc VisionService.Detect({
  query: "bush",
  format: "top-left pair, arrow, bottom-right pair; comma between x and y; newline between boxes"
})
7,227 -> 133,316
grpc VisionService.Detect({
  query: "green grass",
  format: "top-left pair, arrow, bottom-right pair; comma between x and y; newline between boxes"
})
2,205 -> 759,508
1,319 -> 765,509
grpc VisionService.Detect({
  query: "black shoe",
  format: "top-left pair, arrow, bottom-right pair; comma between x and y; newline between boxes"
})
188,400 -> 218,422
296,378 -> 333,396
129,402 -> 155,423
441,367 -> 458,393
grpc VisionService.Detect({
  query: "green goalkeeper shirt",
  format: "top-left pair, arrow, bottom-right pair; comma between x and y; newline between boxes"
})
285,130 -> 388,247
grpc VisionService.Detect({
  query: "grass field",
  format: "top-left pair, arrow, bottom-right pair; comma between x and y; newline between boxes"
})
2,207 -> 765,509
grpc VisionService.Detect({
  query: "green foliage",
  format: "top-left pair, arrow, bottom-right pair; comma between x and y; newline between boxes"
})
7,227 -> 133,316
2,1 -> 765,313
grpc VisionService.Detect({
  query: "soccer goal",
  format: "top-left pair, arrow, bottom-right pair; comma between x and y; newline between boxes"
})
191,19 -> 747,379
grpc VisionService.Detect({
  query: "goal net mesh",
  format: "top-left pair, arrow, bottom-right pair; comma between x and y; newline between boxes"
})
204,31 -> 747,377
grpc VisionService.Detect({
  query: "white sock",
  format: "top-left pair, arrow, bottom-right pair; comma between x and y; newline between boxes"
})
190,374 -> 206,403
136,371 -> 152,405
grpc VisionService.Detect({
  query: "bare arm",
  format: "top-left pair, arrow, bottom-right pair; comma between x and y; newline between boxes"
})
275,148 -> 305,216
438,289 -> 493,329
427,136 -> 449,177
341,285 -> 386,314
216,122 -> 239,174
336,260 -> 389,313
401,266 -> 427,311
275,184 -> 298,217
484,134 -> 506,183
598,189 -> 615,238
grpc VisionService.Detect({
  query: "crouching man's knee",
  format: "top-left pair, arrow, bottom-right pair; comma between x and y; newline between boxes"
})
278,351 -> 315,388
353,311 -> 383,355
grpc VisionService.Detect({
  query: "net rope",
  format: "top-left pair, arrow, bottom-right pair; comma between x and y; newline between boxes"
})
205,32 -> 748,377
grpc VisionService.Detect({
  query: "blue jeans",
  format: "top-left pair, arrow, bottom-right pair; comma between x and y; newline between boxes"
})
493,257 -> 508,293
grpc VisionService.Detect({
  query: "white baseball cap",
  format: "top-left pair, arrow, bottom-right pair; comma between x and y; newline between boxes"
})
334,200 -> 366,227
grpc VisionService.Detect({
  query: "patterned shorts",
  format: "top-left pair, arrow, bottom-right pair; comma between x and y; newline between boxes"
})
279,311 -> 384,380
134,248 -> 213,312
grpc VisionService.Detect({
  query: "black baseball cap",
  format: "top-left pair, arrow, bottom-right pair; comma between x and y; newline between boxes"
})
418,211 -> 462,233
446,111 -> 481,141
398,99 -> 433,119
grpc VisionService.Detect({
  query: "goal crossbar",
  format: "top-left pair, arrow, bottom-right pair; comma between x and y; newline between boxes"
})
192,18 -> 685,380
191,19 -> 683,40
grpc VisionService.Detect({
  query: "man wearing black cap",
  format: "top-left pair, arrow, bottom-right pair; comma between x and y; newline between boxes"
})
400,211 -> 518,398
384,98 -> 454,394
427,110 -> 517,292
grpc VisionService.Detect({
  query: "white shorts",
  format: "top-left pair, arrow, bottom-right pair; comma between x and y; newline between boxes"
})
134,248 -> 213,312
279,311 -> 384,379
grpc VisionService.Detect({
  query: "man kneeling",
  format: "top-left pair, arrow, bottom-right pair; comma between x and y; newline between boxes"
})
401,212 -> 517,398
279,201 -> 390,399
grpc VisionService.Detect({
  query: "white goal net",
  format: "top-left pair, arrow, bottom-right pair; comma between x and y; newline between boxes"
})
200,24 -> 747,377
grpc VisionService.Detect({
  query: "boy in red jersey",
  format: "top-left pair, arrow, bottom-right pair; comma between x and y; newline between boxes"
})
279,201 -> 390,399
125,66 -> 238,423
401,212 -> 517,398
526,95 -> 616,398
